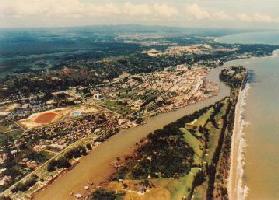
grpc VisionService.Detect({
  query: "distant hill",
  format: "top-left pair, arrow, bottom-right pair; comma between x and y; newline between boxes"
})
0,24 -> 266,37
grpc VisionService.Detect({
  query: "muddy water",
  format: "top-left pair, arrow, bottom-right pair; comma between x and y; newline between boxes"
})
228,56 -> 279,200
34,67 -> 230,200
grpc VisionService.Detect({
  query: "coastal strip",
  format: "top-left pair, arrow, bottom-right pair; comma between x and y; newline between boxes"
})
228,78 -> 249,200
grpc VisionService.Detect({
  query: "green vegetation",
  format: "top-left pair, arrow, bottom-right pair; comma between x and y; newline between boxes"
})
11,175 -> 38,193
130,127 -> 194,179
220,66 -> 247,88
47,157 -> 71,172
102,100 -> 131,115
187,107 -> 213,127
153,168 -> 201,200
27,150 -> 53,163
0,125 -> 9,133
101,89 -> 162,119
180,129 -> 203,166
47,145 -> 88,171
205,100 -> 229,165
90,189 -> 124,200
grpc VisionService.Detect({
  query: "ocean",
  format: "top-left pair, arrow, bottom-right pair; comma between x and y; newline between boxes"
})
217,31 -> 279,45
222,31 -> 279,200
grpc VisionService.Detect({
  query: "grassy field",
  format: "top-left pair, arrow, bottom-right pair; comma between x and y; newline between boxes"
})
0,125 -> 10,132
161,168 -> 201,200
180,128 -> 203,166
102,99 -> 132,115
107,168 -> 201,200
205,99 -> 228,165
187,108 -> 213,128
192,182 -> 207,200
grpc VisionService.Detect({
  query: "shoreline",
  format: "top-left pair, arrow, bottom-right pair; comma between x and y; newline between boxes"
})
228,82 -> 249,200
226,51 -> 279,200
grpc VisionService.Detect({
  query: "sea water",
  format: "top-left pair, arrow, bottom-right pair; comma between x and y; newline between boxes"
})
217,31 -> 279,45
227,53 -> 279,200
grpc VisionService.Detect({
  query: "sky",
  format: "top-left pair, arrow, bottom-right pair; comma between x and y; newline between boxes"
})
1,0 -> 279,29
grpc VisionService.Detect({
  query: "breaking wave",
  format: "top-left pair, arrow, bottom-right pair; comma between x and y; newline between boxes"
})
229,83 -> 250,200
272,49 -> 279,57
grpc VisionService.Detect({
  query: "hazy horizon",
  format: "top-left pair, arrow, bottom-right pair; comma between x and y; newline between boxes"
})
1,0 -> 279,29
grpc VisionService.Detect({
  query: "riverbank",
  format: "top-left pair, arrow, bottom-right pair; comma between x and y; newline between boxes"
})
32,67 -> 230,200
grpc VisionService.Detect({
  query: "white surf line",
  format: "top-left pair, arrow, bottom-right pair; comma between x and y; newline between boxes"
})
228,83 -> 249,200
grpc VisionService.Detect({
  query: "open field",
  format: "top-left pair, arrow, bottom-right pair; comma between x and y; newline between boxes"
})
104,168 -> 200,200
17,105 -> 99,129
18,108 -> 68,129
33,112 -> 57,124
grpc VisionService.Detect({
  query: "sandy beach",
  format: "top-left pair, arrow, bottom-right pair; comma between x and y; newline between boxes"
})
228,84 -> 249,200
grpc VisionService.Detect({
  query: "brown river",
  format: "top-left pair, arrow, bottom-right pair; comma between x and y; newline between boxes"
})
34,67 -> 230,200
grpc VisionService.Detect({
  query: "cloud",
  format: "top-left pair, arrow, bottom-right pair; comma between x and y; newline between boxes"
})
0,0 -> 278,28
0,0 -> 180,27
153,4 -> 178,18
0,0 -> 178,19
237,13 -> 276,23
184,3 -> 278,23
185,4 -> 210,20
185,4 -> 232,21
